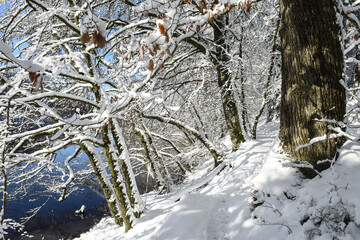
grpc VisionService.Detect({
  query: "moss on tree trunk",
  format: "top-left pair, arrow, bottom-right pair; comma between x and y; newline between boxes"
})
79,142 -> 123,226
102,126 -> 132,232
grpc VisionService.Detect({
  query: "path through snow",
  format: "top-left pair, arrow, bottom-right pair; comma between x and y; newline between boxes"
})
77,127 -> 281,240
200,135 -> 276,240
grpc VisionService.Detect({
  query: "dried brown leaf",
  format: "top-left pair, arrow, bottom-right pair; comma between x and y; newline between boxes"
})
165,32 -> 170,43
148,59 -> 154,71
92,31 -> 99,45
225,3 -> 230,11
166,48 -> 171,56
158,23 -> 167,35
81,31 -> 90,44
97,34 -> 106,48
199,0 -> 206,14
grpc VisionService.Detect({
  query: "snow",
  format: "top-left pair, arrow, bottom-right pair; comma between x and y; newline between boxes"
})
0,41 -> 43,72
152,193 -> 219,240
76,123 -> 360,240
75,205 -> 86,214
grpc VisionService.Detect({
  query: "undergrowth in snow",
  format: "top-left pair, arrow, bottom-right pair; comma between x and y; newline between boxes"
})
76,123 -> 360,240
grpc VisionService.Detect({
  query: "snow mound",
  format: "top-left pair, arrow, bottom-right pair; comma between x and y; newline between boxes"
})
251,140 -> 360,240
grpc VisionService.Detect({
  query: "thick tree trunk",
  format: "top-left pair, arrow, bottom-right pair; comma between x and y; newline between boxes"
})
279,0 -> 346,177
213,15 -> 245,151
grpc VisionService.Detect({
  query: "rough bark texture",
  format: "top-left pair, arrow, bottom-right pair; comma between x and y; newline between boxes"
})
279,0 -> 346,177
132,127 -> 161,190
213,15 -> 245,151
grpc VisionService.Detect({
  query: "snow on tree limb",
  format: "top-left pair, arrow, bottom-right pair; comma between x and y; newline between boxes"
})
0,41 -> 43,72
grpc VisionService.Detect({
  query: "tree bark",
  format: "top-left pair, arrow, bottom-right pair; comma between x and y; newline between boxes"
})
132,126 -> 162,190
109,119 -> 137,211
279,0 -> 346,177
213,15 -> 245,151
79,142 -> 123,226
102,126 -> 132,231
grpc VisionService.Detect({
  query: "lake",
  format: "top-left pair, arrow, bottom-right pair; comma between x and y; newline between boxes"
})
6,181 -> 110,239
2,144 -> 153,239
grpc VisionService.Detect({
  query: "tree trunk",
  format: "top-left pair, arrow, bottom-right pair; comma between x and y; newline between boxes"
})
79,142 -> 123,226
102,126 -> 133,231
132,126 -> 162,190
239,25 -> 249,138
109,119 -> 140,216
279,0 -> 346,177
213,15 -> 245,151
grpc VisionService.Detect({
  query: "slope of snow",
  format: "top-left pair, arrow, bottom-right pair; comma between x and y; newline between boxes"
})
76,123 -> 360,240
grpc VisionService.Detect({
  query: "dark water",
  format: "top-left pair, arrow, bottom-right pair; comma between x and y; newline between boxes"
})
6,186 -> 109,240
3,145 -> 154,240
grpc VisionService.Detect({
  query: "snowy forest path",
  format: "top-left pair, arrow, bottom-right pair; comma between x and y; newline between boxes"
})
202,134 -> 275,239
76,130 -> 277,240
148,130 -> 276,240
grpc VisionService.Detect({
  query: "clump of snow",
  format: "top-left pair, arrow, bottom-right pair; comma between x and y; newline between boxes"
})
252,142 -> 302,196
75,205 -> 86,214
76,123 -> 360,240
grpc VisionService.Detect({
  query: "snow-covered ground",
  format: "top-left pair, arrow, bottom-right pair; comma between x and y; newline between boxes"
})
76,123 -> 360,240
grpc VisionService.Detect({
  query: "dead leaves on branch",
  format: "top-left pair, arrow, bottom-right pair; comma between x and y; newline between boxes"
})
199,0 -> 207,14
29,72 -> 44,92
140,0 -> 253,73
81,27 -> 107,48
158,22 -> 167,35
80,12 -> 107,48
158,22 -> 170,43
243,0 -> 251,14
92,30 -> 106,48
148,59 -> 154,71
81,31 -> 91,44
166,49 -> 171,57
144,46 -> 172,71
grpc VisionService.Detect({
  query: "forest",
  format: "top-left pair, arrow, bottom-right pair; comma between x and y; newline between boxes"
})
0,0 -> 360,239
